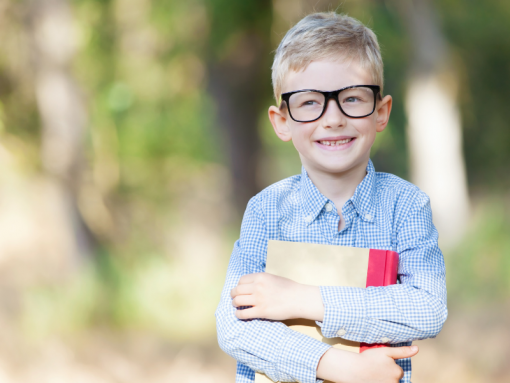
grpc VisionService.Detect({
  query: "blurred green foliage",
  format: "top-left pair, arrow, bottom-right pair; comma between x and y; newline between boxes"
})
440,1 -> 510,190
0,0 -> 508,341
206,0 -> 272,57
447,198 -> 510,306
75,0 -> 217,174
23,250 -> 225,340
1,1 -> 509,189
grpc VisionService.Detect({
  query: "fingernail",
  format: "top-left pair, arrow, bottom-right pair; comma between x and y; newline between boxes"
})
410,346 -> 418,352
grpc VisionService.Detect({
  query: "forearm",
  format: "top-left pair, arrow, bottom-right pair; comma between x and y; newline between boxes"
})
216,243 -> 331,383
318,282 -> 447,343
316,345 -> 418,383
292,284 -> 325,322
217,309 -> 329,382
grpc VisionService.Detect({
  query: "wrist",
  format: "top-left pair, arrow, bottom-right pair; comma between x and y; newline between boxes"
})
317,348 -> 358,383
293,284 -> 324,321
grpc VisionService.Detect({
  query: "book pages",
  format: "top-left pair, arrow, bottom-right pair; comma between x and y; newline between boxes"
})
255,241 -> 370,383
265,240 -> 369,287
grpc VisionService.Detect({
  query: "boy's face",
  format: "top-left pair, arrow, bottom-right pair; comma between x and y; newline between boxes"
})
269,58 -> 392,178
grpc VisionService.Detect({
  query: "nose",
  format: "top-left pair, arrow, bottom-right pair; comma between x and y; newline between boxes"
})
321,97 -> 347,128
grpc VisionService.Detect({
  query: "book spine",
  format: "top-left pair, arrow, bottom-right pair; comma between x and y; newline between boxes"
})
383,251 -> 399,286
360,250 -> 399,353
366,249 -> 387,287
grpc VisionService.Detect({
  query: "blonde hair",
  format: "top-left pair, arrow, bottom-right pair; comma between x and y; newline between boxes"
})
272,12 -> 384,103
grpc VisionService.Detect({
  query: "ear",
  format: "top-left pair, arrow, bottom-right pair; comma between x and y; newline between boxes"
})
375,95 -> 393,133
268,104 -> 292,142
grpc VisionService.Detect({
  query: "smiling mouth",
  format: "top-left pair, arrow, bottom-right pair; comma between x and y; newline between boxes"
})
317,138 -> 354,146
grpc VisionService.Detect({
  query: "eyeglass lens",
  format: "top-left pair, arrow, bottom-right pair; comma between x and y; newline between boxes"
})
288,87 -> 375,121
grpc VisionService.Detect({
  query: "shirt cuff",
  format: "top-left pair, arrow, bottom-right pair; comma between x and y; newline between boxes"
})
275,326 -> 331,383
317,286 -> 367,340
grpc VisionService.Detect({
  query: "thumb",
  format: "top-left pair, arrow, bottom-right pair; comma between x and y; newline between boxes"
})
384,345 -> 419,360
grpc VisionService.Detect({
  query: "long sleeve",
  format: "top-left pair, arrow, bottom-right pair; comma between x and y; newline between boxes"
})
215,196 -> 331,383
216,162 -> 440,383
318,191 -> 448,344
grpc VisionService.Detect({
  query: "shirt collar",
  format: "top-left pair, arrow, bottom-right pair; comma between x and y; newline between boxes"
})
299,160 -> 377,225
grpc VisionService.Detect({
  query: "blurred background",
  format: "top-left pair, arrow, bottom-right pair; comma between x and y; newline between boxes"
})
0,0 -> 509,382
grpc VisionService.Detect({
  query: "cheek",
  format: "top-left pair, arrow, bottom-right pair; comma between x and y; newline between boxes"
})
288,122 -> 312,142
355,119 -> 377,137
290,127 -> 315,152
361,130 -> 378,152
291,136 -> 307,154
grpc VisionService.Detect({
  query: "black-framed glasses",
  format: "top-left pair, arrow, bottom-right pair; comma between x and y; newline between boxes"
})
280,85 -> 381,122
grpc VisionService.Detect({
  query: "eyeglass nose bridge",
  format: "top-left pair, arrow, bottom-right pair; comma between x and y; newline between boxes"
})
321,89 -> 347,118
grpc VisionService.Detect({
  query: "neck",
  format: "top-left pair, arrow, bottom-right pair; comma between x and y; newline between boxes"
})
304,159 -> 369,211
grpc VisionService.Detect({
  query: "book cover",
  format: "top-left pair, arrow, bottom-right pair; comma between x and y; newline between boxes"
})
254,240 -> 399,383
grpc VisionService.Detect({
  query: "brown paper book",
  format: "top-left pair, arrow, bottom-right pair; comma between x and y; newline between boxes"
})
254,240 -> 399,383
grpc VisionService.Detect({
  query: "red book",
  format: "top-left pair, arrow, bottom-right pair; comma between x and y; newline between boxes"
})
255,240 -> 399,383
361,248 -> 399,352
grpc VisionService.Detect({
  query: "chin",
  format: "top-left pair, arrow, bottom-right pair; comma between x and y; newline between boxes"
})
315,158 -> 368,174
317,163 -> 354,174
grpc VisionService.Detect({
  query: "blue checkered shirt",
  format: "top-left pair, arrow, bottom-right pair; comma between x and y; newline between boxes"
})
216,160 -> 447,383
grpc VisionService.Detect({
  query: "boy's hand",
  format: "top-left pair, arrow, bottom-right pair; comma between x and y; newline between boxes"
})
231,272 -> 324,321
317,346 -> 419,383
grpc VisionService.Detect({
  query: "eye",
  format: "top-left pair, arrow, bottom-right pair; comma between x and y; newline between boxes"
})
298,100 -> 322,108
344,96 -> 360,103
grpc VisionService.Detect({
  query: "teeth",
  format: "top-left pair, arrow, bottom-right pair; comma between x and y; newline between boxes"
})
320,138 -> 352,146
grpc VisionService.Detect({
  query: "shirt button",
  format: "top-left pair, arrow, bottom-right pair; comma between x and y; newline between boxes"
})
304,215 -> 313,223
365,213 -> 372,220
380,337 -> 390,343
336,328 -> 346,336
325,203 -> 333,212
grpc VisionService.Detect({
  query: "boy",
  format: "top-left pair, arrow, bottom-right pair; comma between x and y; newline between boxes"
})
216,12 -> 447,383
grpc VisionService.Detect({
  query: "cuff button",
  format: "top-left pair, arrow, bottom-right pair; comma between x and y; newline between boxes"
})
336,328 -> 346,336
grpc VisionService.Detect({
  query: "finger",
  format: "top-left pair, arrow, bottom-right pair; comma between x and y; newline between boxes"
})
232,295 -> 256,308
238,273 -> 262,285
235,307 -> 260,320
236,283 -> 255,296
384,346 -> 419,360
231,283 -> 255,298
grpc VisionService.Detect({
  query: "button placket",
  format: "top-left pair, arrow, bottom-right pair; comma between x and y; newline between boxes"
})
318,208 -> 338,243
340,203 -> 355,232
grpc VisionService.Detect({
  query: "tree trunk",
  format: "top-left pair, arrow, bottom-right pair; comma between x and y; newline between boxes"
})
27,0 -> 94,261
207,0 -> 273,214
399,0 -> 470,247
